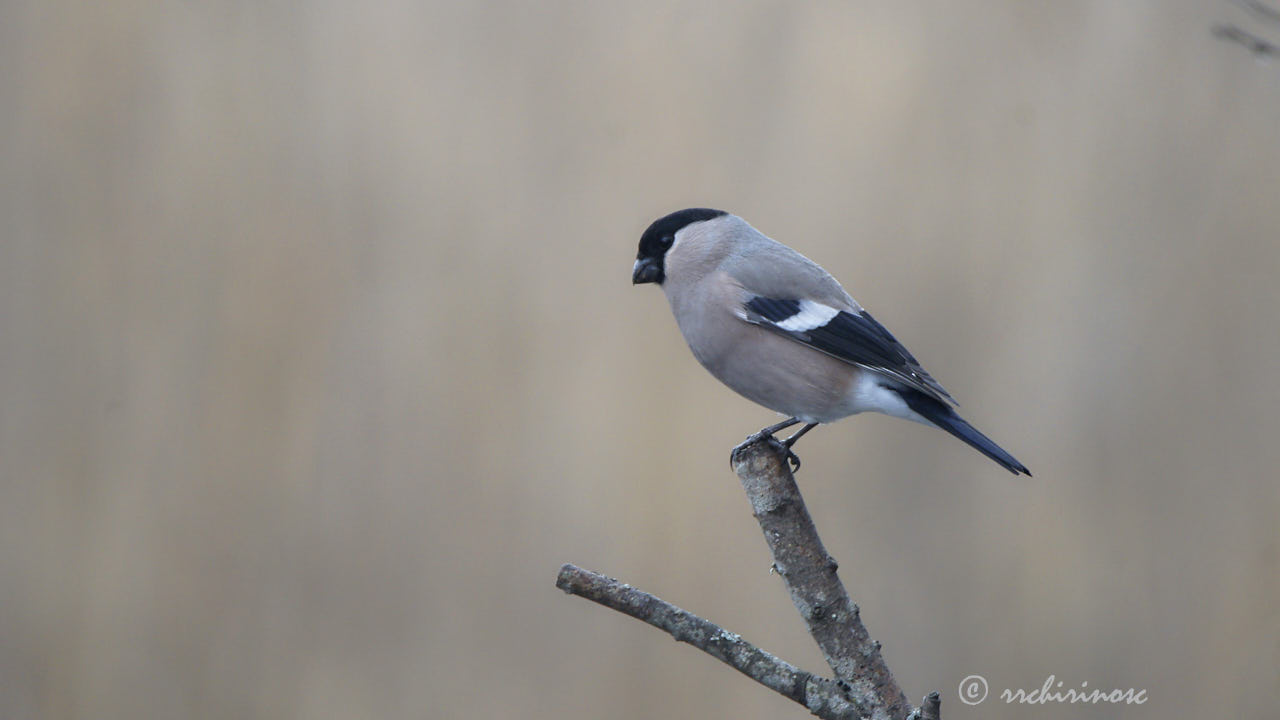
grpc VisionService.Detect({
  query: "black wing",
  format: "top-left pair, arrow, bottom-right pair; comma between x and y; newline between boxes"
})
743,296 -> 956,405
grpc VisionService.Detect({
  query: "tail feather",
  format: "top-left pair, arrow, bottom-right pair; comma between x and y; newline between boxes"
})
894,387 -> 1031,476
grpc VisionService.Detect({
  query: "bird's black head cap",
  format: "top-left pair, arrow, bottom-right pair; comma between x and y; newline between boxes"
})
633,208 -> 727,285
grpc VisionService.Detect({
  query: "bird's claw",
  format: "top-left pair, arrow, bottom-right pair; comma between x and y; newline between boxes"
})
749,432 -> 802,473
737,420 -> 806,473
742,430 -> 798,471
783,446 -> 801,473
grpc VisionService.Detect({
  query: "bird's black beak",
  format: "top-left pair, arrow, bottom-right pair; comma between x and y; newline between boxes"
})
632,258 -> 661,285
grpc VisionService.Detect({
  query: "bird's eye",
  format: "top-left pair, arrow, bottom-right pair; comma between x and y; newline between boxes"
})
660,235 -> 673,248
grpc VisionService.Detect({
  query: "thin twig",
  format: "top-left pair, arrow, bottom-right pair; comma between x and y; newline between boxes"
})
1213,24 -> 1280,57
556,564 -> 865,719
1234,0 -> 1280,27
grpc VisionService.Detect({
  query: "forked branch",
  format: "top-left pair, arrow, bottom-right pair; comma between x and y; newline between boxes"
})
556,435 -> 937,720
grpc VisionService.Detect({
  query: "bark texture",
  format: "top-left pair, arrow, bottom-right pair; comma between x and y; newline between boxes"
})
731,436 -> 911,720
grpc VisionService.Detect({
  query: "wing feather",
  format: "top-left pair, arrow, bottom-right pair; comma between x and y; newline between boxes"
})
742,295 -> 957,406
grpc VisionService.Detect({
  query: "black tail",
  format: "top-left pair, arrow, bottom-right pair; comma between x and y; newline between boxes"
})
894,387 -> 1031,476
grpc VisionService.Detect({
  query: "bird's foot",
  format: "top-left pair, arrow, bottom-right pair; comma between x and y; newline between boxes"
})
738,417 -> 806,473
742,420 -> 798,471
781,446 -> 801,473
779,422 -> 817,473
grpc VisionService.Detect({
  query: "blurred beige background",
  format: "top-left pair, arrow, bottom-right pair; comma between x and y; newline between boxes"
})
2,2 -> 1278,719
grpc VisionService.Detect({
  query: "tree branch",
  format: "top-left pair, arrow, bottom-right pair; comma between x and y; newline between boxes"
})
556,564 -> 865,719
730,436 -> 911,720
555,435 -> 936,720
1233,0 -> 1280,27
1213,23 -> 1280,58
907,692 -> 941,720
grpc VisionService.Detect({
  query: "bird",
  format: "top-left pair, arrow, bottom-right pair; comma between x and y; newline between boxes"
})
632,208 -> 1030,476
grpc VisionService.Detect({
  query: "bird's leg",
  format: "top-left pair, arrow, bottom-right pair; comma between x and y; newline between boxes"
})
744,417 -> 806,473
783,423 -> 817,449
755,417 -> 802,438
